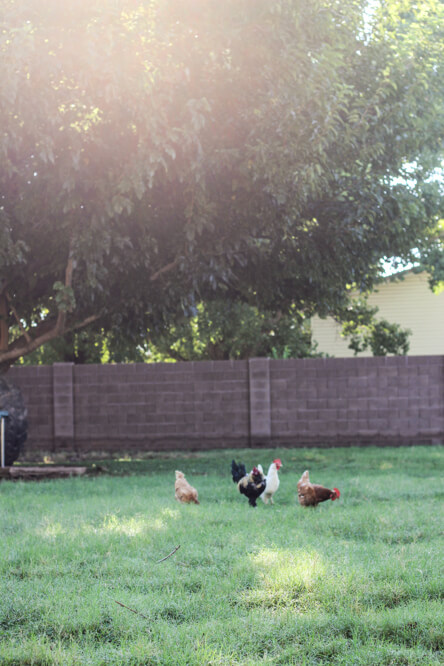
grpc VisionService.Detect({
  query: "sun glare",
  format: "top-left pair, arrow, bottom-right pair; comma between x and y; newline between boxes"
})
99,510 -> 178,535
252,547 -> 327,588
238,547 -> 328,612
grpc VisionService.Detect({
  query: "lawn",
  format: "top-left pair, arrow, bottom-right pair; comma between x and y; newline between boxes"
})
0,445 -> 443,665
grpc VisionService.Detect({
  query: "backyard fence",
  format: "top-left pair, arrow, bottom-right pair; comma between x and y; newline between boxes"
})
8,355 -> 444,455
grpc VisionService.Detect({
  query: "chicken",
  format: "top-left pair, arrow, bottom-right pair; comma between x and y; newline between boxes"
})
231,459 -> 247,482
258,459 -> 282,504
297,470 -> 340,507
174,470 -> 199,504
231,459 -> 266,507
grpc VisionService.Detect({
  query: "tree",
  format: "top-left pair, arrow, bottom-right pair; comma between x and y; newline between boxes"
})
16,329 -> 113,365
416,220 -> 444,290
1,0 -> 443,371
16,302 -> 314,363
145,301 -> 315,361
338,297 -> 411,356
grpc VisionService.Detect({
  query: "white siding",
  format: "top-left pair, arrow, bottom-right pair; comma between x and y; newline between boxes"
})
311,271 -> 444,357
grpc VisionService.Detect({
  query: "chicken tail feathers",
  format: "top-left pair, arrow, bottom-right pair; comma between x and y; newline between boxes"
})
231,459 -> 247,483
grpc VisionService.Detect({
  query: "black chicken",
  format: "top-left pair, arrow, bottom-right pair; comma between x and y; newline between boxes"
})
231,459 -> 266,507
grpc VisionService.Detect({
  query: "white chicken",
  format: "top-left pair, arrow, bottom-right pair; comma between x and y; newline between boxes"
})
258,459 -> 282,505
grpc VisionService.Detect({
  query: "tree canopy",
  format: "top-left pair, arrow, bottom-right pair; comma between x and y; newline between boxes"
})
1,0 -> 443,369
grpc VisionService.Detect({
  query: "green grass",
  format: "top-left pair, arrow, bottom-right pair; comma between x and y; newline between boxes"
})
0,445 -> 443,665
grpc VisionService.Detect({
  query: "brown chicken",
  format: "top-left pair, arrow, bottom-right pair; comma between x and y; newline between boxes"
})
174,470 -> 200,504
297,470 -> 340,507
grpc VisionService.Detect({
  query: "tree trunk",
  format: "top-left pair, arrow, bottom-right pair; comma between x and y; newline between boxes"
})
0,292 -> 8,353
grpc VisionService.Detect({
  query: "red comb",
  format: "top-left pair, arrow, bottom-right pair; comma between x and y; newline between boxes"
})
333,488 -> 340,498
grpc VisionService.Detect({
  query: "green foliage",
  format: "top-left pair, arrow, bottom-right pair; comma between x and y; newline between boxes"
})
17,328 -> 151,365
147,301 -> 316,361
17,330 -> 107,365
347,319 -> 411,356
1,0 -> 443,367
0,445 -> 442,664
20,301 -> 316,363
53,282 -> 76,313
339,298 -> 411,356
416,219 -> 444,292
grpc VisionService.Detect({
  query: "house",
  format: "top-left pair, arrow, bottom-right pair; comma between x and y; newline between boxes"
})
311,270 -> 444,357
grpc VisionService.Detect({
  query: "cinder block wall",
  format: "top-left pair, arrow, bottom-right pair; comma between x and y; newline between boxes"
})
8,365 -> 54,445
7,356 -> 444,455
269,356 -> 444,446
71,361 -> 250,452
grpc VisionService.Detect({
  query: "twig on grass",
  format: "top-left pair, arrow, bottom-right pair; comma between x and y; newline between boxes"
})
156,544 -> 181,563
114,600 -> 150,621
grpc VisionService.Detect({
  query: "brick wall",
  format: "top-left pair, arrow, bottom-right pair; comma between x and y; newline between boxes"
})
7,356 -> 444,455
71,361 -> 249,452
8,365 -> 54,445
269,356 -> 444,446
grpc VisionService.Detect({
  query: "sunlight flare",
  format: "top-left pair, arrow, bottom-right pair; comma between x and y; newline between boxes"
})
252,548 -> 327,590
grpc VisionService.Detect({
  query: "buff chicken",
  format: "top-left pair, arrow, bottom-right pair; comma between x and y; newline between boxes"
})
174,470 -> 200,504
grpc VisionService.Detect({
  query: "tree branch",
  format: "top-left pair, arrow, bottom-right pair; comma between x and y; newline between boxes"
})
55,245 -> 75,335
0,313 -> 101,366
6,292 -> 32,344
156,545 -> 181,563
0,239 -> 101,369
114,600 -> 150,621
0,290 -> 8,353
150,258 -> 179,282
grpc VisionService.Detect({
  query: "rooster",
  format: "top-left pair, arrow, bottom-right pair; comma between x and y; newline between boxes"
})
231,459 -> 266,507
175,470 -> 200,504
258,459 -> 282,505
297,470 -> 340,507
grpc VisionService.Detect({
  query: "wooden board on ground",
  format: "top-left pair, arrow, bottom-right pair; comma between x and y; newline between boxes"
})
0,466 -> 88,480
